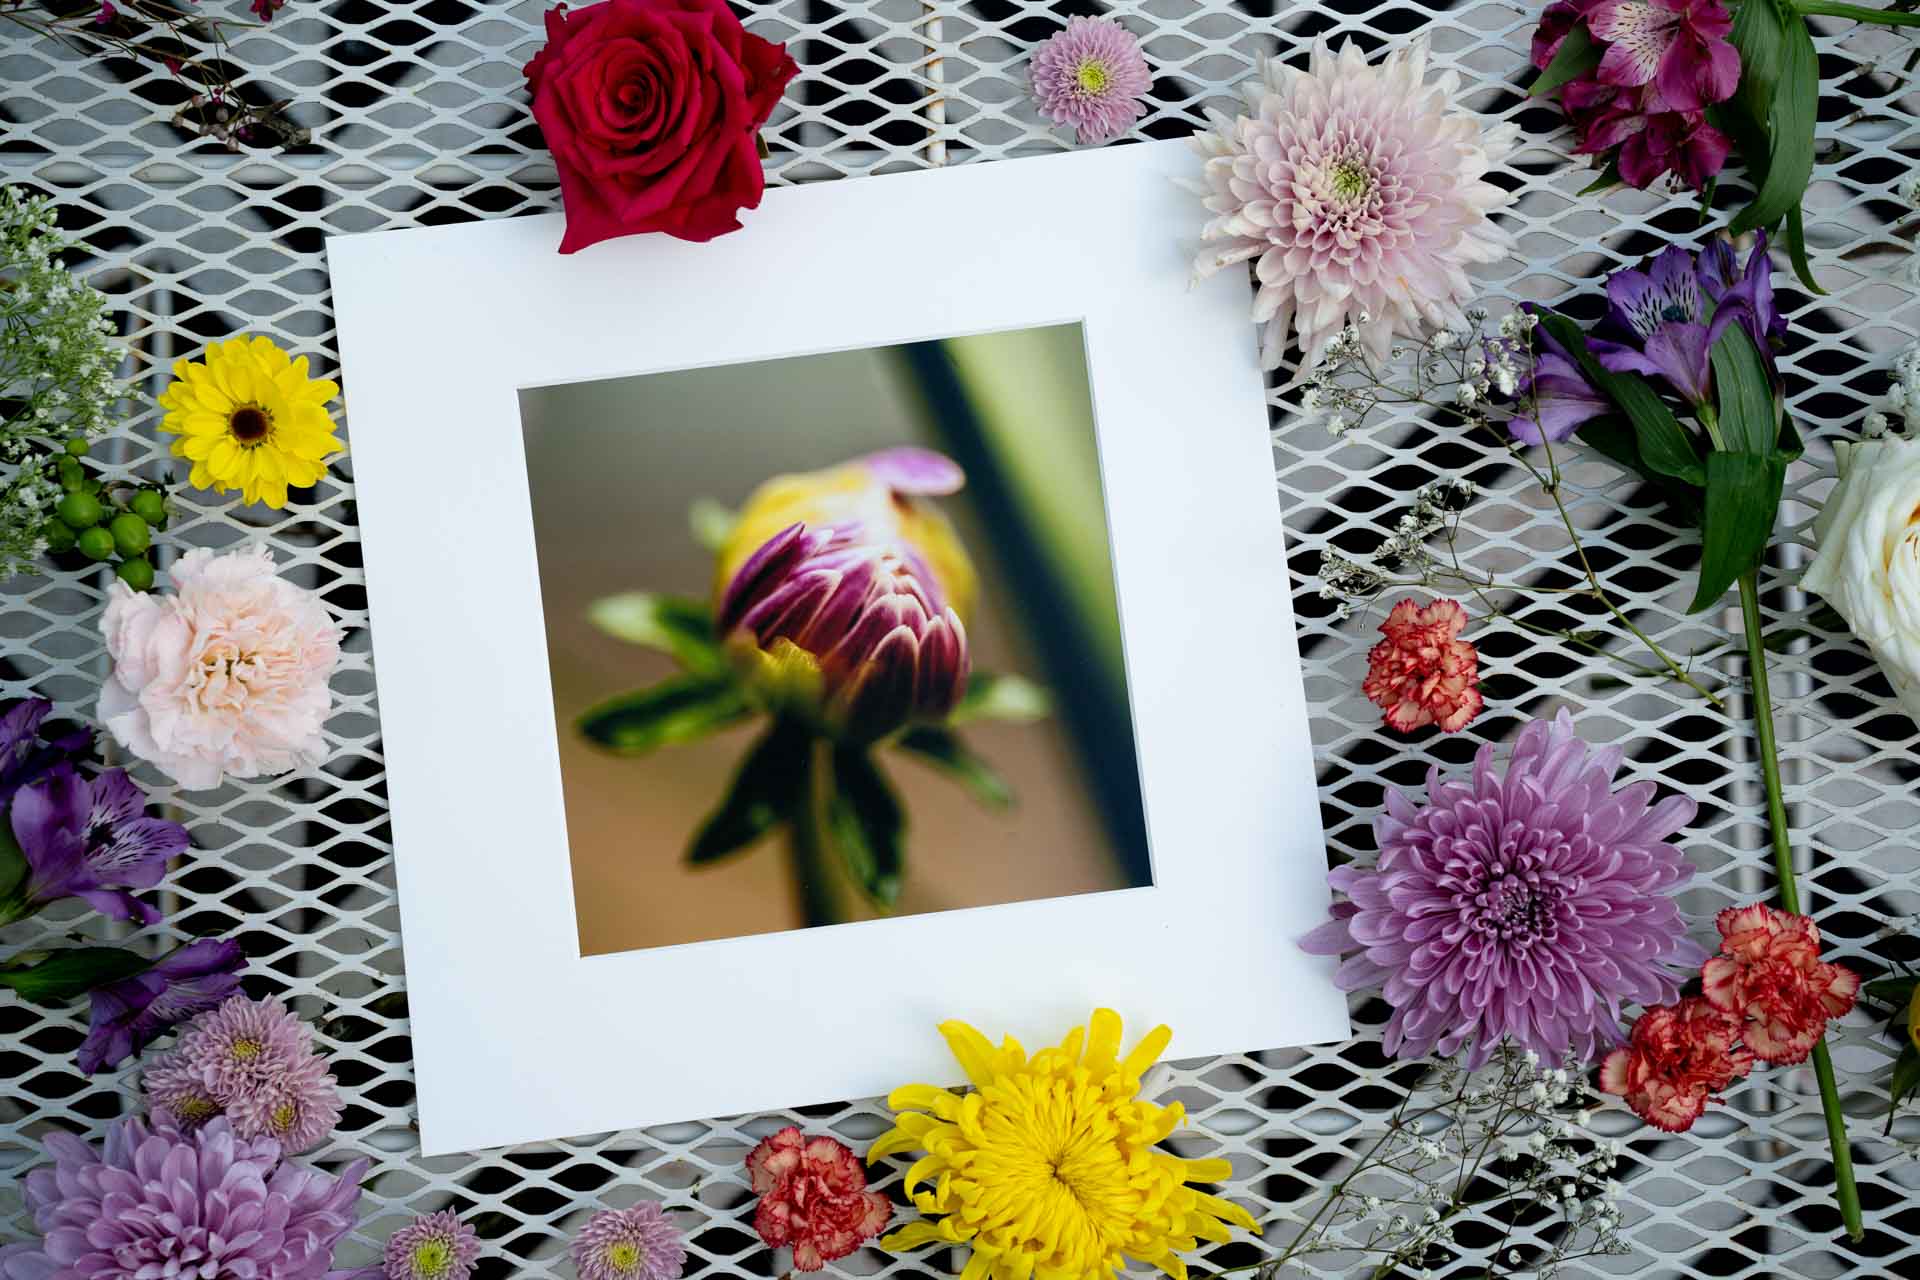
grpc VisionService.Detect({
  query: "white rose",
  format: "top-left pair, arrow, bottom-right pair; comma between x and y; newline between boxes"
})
1802,435 -> 1920,723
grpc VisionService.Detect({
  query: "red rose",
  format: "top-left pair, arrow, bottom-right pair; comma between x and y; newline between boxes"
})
523,0 -> 798,252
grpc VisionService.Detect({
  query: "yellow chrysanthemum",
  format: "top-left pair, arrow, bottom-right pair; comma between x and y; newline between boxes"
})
868,1009 -> 1259,1280
157,335 -> 344,509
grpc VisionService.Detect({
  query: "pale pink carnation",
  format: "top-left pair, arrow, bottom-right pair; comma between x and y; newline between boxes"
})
1188,39 -> 1516,374
1029,16 -> 1152,145
99,544 -> 342,790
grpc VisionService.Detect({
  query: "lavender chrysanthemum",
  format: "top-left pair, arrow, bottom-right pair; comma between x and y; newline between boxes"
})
142,1051 -> 224,1133
1300,710 -> 1704,1067
571,1202 -> 689,1280
1187,39 -> 1516,374
225,1051 -> 344,1155
0,1116 -> 365,1280
1029,15 -> 1152,145
180,992 -> 313,1095
383,1210 -> 480,1280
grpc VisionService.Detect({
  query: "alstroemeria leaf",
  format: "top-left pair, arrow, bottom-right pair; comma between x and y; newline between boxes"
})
1541,314 -> 1705,488
1577,159 -> 1623,197
1865,975 -> 1920,1007
1576,414 -> 1705,524
951,671 -> 1051,725
578,675 -> 748,756
1531,25 -> 1601,98
896,726 -> 1014,809
586,592 -> 723,674
687,719 -> 811,864
0,947 -> 151,1004
826,747 -> 904,909
1690,451 -> 1785,612
1709,323 -> 1783,455
1731,15 -> 1817,239
0,822 -> 28,907
1885,1044 -> 1920,1133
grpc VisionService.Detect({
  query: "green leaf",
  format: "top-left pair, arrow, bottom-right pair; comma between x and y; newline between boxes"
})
689,498 -> 736,552
1730,15 -> 1817,239
0,821 -> 27,907
1886,1044 -> 1920,1133
825,747 -> 904,909
585,593 -> 723,674
1576,160 -> 1624,198
686,719 -> 812,864
896,726 -> 1013,809
951,672 -> 1052,725
577,675 -> 749,756
1575,414 -> 1705,524
0,947 -> 151,1004
1728,0 -> 1786,145
1784,203 -> 1823,296
1689,452 -> 1785,612
1531,25 -> 1601,98
1865,975 -> 1920,1007
1709,323 -> 1783,455
1540,314 -> 1705,487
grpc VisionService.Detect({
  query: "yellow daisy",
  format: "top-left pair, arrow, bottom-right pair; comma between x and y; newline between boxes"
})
868,1009 -> 1259,1280
157,335 -> 344,509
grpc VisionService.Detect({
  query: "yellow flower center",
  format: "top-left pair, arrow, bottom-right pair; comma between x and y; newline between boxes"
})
604,1242 -> 643,1274
271,1101 -> 298,1132
1331,159 -> 1373,202
228,404 -> 273,446
1075,59 -> 1110,94
231,1037 -> 264,1061
175,1093 -> 219,1121
411,1240 -> 454,1280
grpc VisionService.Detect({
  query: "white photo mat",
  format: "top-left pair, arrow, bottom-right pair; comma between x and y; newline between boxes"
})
327,140 -> 1349,1156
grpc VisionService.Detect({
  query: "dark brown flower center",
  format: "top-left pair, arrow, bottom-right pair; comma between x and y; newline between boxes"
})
228,405 -> 271,444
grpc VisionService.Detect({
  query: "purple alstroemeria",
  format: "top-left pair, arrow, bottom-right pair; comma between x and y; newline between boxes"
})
1587,0 -> 1739,112
718,521 -> 969,743
1698,230 -> 1786,357
79,936 -> 244,1073
1590,236 -> 1782,409
3,765 -> 188,926
1508,322 -> 1614,445
0,697 -> 91,809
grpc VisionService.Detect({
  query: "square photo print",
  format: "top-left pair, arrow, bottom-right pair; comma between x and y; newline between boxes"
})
517,322 -> 1153,956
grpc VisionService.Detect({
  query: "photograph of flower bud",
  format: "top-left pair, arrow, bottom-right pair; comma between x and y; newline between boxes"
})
517,322 -> 1151,957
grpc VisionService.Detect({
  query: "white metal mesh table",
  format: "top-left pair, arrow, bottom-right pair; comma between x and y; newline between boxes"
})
4,2 -> 1919,1276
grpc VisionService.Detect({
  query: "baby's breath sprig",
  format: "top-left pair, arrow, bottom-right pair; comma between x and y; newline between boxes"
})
1205,1047 -> 1628,1280
1298,305 -> 1725,708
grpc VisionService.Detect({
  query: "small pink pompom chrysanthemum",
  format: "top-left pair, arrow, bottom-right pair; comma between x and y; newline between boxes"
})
1362,597 -> 1485,734
141,994 -> 344,1154
1188,39 -> 1516,373
1028,15 -> 1152,145
571,1202 -> 688,1280
384,1210 -> 480,1280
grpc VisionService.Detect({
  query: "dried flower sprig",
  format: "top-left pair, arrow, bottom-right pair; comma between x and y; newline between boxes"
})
0,1 -> 308,149
1305,308 -> 1726,707
1211,1047 -> 1627,1280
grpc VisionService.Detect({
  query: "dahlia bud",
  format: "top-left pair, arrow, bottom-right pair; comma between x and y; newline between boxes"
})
714,449 -> 975,743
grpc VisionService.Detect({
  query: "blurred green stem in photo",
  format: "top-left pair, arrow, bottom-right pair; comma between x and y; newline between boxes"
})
891,328 -> 1151,890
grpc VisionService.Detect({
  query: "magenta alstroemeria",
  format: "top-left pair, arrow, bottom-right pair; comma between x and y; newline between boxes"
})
717,521 -> 969,744
1588,0 -> 1740,112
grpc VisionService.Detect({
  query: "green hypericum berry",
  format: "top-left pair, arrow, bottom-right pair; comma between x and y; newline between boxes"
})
108,511 -> 151,557
130,489 -> 168,526
64,435 -> 90,457
114,556 -> 155,591
76,526 -> 115,561
56,456 -> 84,492
56,490 -> 103,530
43,520 -> 76,554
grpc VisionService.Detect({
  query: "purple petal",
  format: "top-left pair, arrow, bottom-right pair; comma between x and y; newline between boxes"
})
859,447 -> 964,496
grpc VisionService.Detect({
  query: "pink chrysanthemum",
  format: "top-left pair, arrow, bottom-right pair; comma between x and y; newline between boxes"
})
384,1210 -> 480,1280
142,1052 -> 224,1134
1362,598 -> 1484,733
1029,15 -> 1152,145
1188,39 -> 1516,373
179,994 -> 313,1096
225,1053 -> 344,1155
571,1202 -> 688,1280
1301,710 -> 1704,1067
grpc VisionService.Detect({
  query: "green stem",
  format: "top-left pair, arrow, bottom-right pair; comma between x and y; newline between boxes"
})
1737,569 -> 1863,1242
787,738 -> 844,929
1795,0 -> 1920,27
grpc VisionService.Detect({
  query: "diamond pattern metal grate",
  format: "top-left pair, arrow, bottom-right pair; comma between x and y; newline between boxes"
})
4,1 -> 1920,1276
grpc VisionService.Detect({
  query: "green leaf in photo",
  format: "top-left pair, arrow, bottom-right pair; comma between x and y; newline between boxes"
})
578,674 -> 748,756
896,726 -> 1014,809
687,718 -> 811,864
689,498 -> 737,552
1531,24 -> 1602,98
951,671 -> 1051,724
1540,314 -> 1705,487
586,592 -> 724,673
0,947 -> 152,1004
1709,322 -> 1783,455
826,747 -> 904,909
1690,451 -> 1786,612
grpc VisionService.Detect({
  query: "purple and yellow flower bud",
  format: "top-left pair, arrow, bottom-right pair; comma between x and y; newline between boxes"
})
714,449 -> 975,743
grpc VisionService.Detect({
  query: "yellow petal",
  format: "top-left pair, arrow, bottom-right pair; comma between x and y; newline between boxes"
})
939,1019 -> 1003,1088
